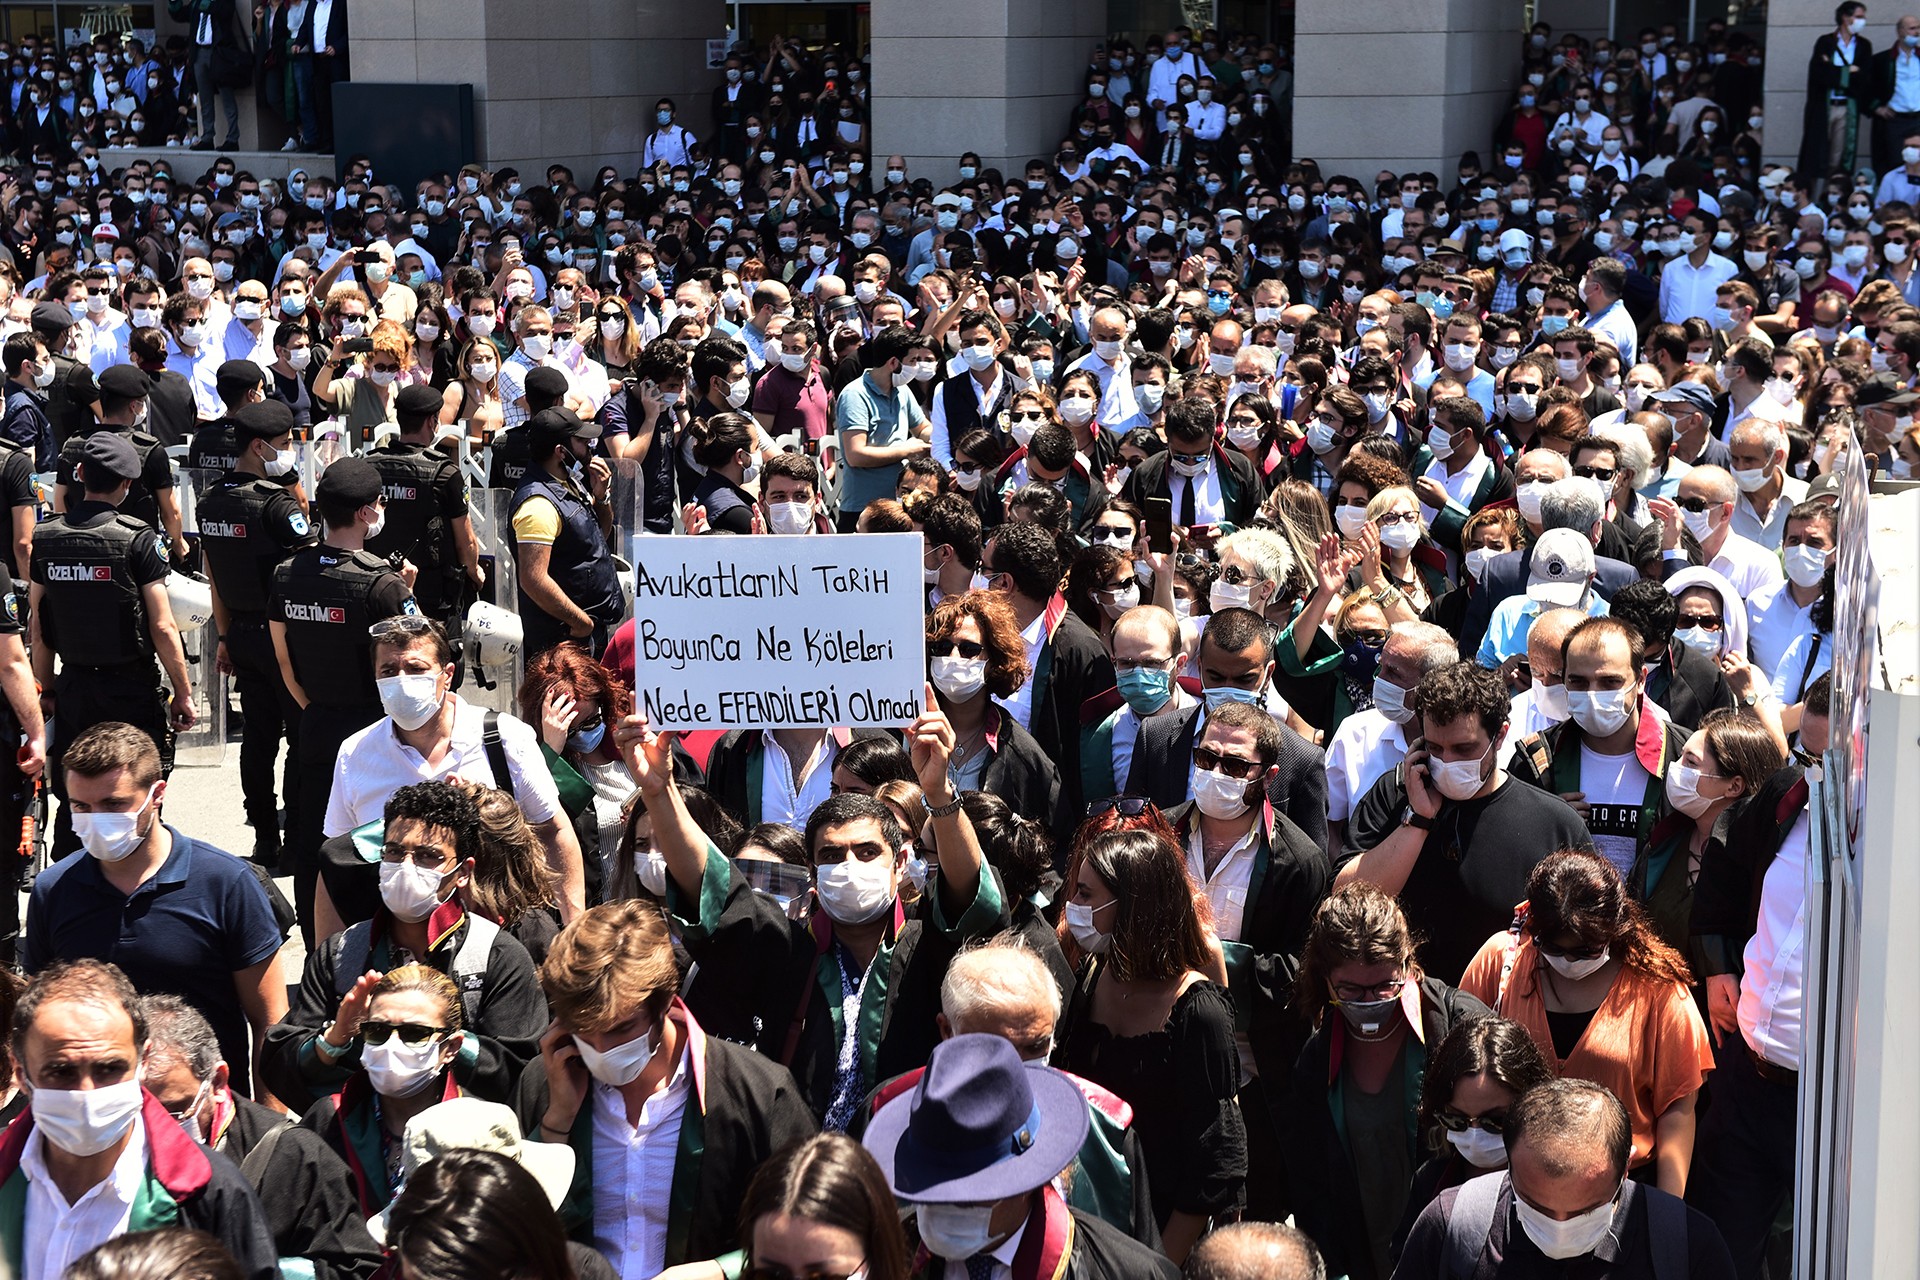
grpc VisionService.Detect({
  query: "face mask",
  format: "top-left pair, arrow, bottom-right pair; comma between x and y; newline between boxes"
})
1674,624 -> 1721,658
815,855 -> 896,925
1372,677 -> 1415,725
1682,506 -> 1718,541
1058,394 -> 1095,427
1542,945 -> 1611,981
1426,424 -> 1457,461
1209,570 -> 1260,612
379,857 -> 452,923
29,1078 -> 144,1156
1429,738 -> 1494,801
1447,1124 -> 1510,1168
1444,342 -> 1478,372
1731,465 -> 1771,493
1333,505 -> 1371,540
1515,1185 -> 1621,1260
1192,766 -> 1255,819
73,782 -> 158,862
262,445 -> 297,478
931,654 -> 987,702
917,1202 -> 1003,1260
1664,760 -> 1721,818
759,498 -> 813,536
361,1034 -> 448,1098
1114,658 -> 1175,716
1567,686 -> 1635,737
1336,995 -> 1400,1035
573,1026 -> 656,1087
1782,542 -> 1829,589
1379,520 -> 1421,553
31,360 -> 54,390
377,672 -> 445,730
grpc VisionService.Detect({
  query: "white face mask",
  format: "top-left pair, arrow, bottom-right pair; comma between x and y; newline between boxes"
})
1379,520 -> 1421,553
361,1034 -> 448,1098
1063,900 -> 1113,952
379,858 -> 453,923
1334,505 -> 1371,539
1566,686 -> 1635,737
1429,738 -> 1494,801
521,333 -> 552,360
1446,1124 -> 1510,1168
1514,481 -> 1548,525
573,1025 -> 656,1087
814,855 -> 896,925
1664,761 -> 1718,817
1192,766 -> 1254,819
1209,578 -> 1254,613
930,654 -> 987,702
73,781 -> 158,862
917,1202 -> 1003,1260
29,1077 -> 144,1156
766,500 -> 813,535
1514,1184 -> 1621,1260
377,672 -> 445,730
1783,543 -> 1829,588
1426,424 -> 1456,461
1541,945 -> 1611,980
1533,678 -> 1570,723
1674,625 -> 1721,658
1059,394 -> 1095,426
1731,465 -> 1770,493
262,445 -> 297,477
1464,546 -> 1497,582
1682,506 -> 1718,541
1372,677 -> 1415,724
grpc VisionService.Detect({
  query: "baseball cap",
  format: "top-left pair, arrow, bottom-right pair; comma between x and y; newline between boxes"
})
1649,380 -> 1715,415
1527,528 -> 1597,606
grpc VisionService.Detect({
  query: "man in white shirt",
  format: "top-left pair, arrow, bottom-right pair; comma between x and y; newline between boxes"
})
1325,621 -> 1457,856
1187,76 -> 1226,140
8,959 -> 277,1280
1747,502 -> 1834,675
1063,305 -> 1137,427
1667,465 -> 1785,598
1719,340 -> 1792,440
1725,419 -> 1808,549
1507,605 -> 1580,735
1145,30 -> 1203,126
324,617 -> 585,918
1658,209 -> 1738,325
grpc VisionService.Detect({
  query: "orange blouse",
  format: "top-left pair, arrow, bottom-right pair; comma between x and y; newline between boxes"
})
1460,929 -> 1713,1168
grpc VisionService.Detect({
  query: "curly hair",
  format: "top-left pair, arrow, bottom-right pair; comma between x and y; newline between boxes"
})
1333,449 -> 1410,500
1523,848 -> 1693,987
455,782 -> 560,924
368,317 -> 414,369
1462,505 -> 1524,557
516,642 -> 635,753
383,781 -> 482,867
928,590 -> 1030,699
1295,881 -> 1424,1022
1413,661 -> 1511,739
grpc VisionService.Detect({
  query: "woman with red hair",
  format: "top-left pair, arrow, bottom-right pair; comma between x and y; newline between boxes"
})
517,642 -> 638,886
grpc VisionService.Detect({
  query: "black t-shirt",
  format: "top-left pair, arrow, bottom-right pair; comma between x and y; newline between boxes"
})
1343,771 -> 1595,985
55,430 -> 174,530
0,445 -> 34,581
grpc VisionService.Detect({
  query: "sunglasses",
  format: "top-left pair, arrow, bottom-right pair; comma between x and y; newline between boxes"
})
1679,615 -> 1725,631
360,1020 -> 450,1046
929,638 -> 985,659
369,615 -> 437,641
1532,937 -> 1609,961
1086,794 -> 1157,818
1573,465 -> 1615,481
1439,1108 -> 1511,1135
1192,744 -> 1267,779
1674,496 -> 1718,513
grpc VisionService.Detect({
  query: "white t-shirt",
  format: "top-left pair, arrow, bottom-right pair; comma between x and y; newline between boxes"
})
1324,709 -> 1409,823
1576,742 -> 1650,879
325,696 -> 562,837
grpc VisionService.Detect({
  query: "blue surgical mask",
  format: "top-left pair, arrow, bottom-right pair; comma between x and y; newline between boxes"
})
568,721 -> 607,754
1116,666 -> 1174,716
1204,684 -> 1263,710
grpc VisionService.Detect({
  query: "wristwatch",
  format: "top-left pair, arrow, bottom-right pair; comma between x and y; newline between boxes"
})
1740,691 -> 1761,707
1375,585 -> 1404,609
926,794 -> 964,818
1400,803 -> 1436,831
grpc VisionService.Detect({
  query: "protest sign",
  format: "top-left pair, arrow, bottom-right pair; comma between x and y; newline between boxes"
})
629,532 -> 927,730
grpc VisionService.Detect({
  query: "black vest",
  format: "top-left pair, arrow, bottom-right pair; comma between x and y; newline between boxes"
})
487,425 -> 531,491
365,444 -> 458,611
506,476 -> 623,628
45,354 -> 91,447
33,510 -> 152,666
186,418 -> 242,475
59,429 -> 167,532
938,370 -> 1014,446
270,545 -> 397,709
198,474 -> 295,614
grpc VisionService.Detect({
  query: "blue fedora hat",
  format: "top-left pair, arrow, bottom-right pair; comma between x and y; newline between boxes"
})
864,1034 -> 1089,1203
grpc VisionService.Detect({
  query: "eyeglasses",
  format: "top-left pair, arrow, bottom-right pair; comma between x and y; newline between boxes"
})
1331,975 -> 1410,1002
1572,465 -> 1615,481
1532,937 -> 1609,961
1679,614 -> 1725,631
929,638 -> 985,659
1439,1108 -> 1511,1135
360,1020 -> 451,1047
1375,511 -> 1419,526
382,842 -> 453,867
1347,630 -> 1390,648
743,1265 -> 868,1280
369,615 -> 437,641
1192,744 -> 1268,779
1086,794 -> 1157,818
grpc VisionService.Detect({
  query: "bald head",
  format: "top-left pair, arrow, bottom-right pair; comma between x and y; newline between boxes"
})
1508,1078 -> 1632,1181
1383,621 -> 1458,676
1681,464 -> 1738,505
1184,1222 -> 1326,1280
1112,604 -> 1182,655
939,939 -> 1060,1060
1527,607 -> 1584,671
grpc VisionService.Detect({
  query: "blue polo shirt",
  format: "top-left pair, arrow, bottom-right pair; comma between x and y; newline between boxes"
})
834,369 -> 927,513
22,828 -> 283,1087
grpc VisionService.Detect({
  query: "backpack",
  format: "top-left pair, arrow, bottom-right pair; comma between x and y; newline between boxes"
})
1443,1172 -> 1688,1280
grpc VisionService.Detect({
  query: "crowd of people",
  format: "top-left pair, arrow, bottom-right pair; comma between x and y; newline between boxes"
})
0,12 -> 1891,1280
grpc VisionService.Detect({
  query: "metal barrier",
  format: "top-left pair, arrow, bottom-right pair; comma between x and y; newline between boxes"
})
171,463 -> 228,767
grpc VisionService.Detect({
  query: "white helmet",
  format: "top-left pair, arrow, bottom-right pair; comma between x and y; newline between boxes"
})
612,555 -> 635,608
465,600 -> 523,669
166,572 -> 215,630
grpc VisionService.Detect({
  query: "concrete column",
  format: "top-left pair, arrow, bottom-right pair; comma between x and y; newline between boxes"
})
1292,0 -> 1518,177
348,0 -> 721,174
870,0 -> 1106,186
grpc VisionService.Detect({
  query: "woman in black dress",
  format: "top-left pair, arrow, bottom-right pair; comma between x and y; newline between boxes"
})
1053,825 -> 1245,1264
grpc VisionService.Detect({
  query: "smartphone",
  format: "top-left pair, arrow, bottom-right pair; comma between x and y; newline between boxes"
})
341,336 -> 375,354
353,248 -> 378,266
1144,495 -> 1173,555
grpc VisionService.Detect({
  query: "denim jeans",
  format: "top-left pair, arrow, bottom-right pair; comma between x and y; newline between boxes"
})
191,43 -> 239,143
290,53 -> 317,144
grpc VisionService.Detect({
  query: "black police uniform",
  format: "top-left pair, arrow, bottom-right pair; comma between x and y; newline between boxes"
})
199,471 -> 317,859
0,580 -> 30,966
506,472 -> 623,660
364,440 -> 470,641
270,542 -> 416,939
0,435 -> 37,584
486,423 -> 532,491
55,426 -> 174,536
31,498 -> 174,858
44,350 -> 99,447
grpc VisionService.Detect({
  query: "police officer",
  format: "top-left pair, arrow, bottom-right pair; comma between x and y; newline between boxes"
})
33,301 -> 102,449
29,431 -> 195,858
0,570 -> 44,966
54,363 -> 187,563
508,406 -> 623,661
486,364 -> 569,491
186,359 -> 269,475
365,382 -> 484,679
0,411 -> 37,590
270,457 -> 417,940
200,399 -> 317,868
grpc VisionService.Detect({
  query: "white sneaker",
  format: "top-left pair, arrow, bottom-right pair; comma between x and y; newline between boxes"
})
281,138 -> 299,151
